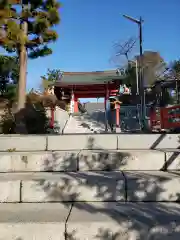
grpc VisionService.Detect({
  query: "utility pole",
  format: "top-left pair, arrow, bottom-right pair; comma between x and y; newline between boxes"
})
123,14 -> 145,131
138,17 -> 146,130
17,1 -> 28,111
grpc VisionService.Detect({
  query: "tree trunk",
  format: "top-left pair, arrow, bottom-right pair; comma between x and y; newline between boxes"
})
15,21 -> 28,134
17,21 -> 27,111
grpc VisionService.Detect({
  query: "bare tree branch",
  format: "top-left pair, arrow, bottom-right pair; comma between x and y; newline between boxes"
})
110,37 -> 138,67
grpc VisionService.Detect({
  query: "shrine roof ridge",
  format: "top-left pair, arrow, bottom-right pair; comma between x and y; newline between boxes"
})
42,70 -> 124,89
57,70 -> 123,85
62,70 -> 119,76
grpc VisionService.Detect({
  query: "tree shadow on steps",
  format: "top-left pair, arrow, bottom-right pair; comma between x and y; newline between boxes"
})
42,137 -> 130,172
35,136 -> 180,240
160,135 -> 180,171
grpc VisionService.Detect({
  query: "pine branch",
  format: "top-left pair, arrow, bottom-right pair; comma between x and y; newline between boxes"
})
28,45 -> 52,58
0,0 -> 61,58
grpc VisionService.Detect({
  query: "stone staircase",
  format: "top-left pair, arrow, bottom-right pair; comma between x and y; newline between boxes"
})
1,134 -> 180,239
64,113 -> 106,133
63,114 -> 92,133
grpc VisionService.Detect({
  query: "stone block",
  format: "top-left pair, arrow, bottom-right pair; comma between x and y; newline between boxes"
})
0,151 -> 78,172
157,134 -> 180,149
0,224 -> 65,240
89,134 -> 117,149
79,150 -> 165,171
165,151 -> 180,170
0,136 -> 46,151
47,134 -> 118,150
47,135 -> 88,150
0,204 -> 68,240
0,202 -> 70,222
21,172 -> 125,202
125,171 -> 180,201
0,181 -> 20,202
117,134 -> 180,149
67,202 -> 180,240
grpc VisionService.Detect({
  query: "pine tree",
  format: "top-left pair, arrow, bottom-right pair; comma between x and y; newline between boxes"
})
172,60 -> 180,80
41,68 -> 61,91
0,0 -> 61,110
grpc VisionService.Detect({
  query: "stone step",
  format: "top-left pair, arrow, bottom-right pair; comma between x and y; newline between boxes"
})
78,149 -> 167,171
1,171 -> 180,202
0,151 -> 79,172
64,115 -> 105,133
0,172 -> 125,202
124,171 -> 180,201
63,116 -> 92,134
0,203 -> 69,222
0,203 -> 68,240
1,134 -> 180,151
0,149 -> 180,172
68,202 -> 180,240
0,202 -> 180,239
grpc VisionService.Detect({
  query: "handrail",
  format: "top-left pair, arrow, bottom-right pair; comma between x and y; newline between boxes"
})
61,115 -> 70,134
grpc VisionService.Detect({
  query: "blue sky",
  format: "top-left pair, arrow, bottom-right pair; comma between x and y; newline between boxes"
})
1,0 -> 180,92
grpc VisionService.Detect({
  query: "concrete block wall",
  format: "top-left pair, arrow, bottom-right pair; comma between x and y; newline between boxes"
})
1,134 -> 180,239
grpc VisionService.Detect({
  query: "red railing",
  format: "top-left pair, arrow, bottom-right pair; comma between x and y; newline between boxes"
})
161,105 -> 180,129
150,107 -> 162,130
150,105 -> 180,130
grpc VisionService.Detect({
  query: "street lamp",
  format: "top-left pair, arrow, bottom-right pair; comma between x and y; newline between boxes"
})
123,14 -> 143,60
123,14 -> 146,131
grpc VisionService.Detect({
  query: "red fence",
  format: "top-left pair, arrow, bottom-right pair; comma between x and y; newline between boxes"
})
150,105 -> 180,130
161,105 -> 180,129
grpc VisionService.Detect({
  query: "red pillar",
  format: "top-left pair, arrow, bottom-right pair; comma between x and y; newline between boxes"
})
115,104 -> 120,127
74,96 -> 79,113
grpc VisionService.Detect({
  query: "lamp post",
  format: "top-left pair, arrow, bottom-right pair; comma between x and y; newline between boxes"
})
123,14 -> 146,131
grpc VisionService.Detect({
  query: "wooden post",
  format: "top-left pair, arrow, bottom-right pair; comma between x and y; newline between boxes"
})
115,101 -> 121,132
116,108 -> 120,127
116,104 -> 120,127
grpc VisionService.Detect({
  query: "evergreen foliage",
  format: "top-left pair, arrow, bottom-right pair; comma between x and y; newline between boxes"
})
0,0 -> 61,59
0,55 -> 18,99
41,68 -> 61,90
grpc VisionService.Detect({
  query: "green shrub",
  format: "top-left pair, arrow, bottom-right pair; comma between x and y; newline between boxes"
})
0,107 -> 15,134
23,101 -> 49,134
0,101 -> 49,134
